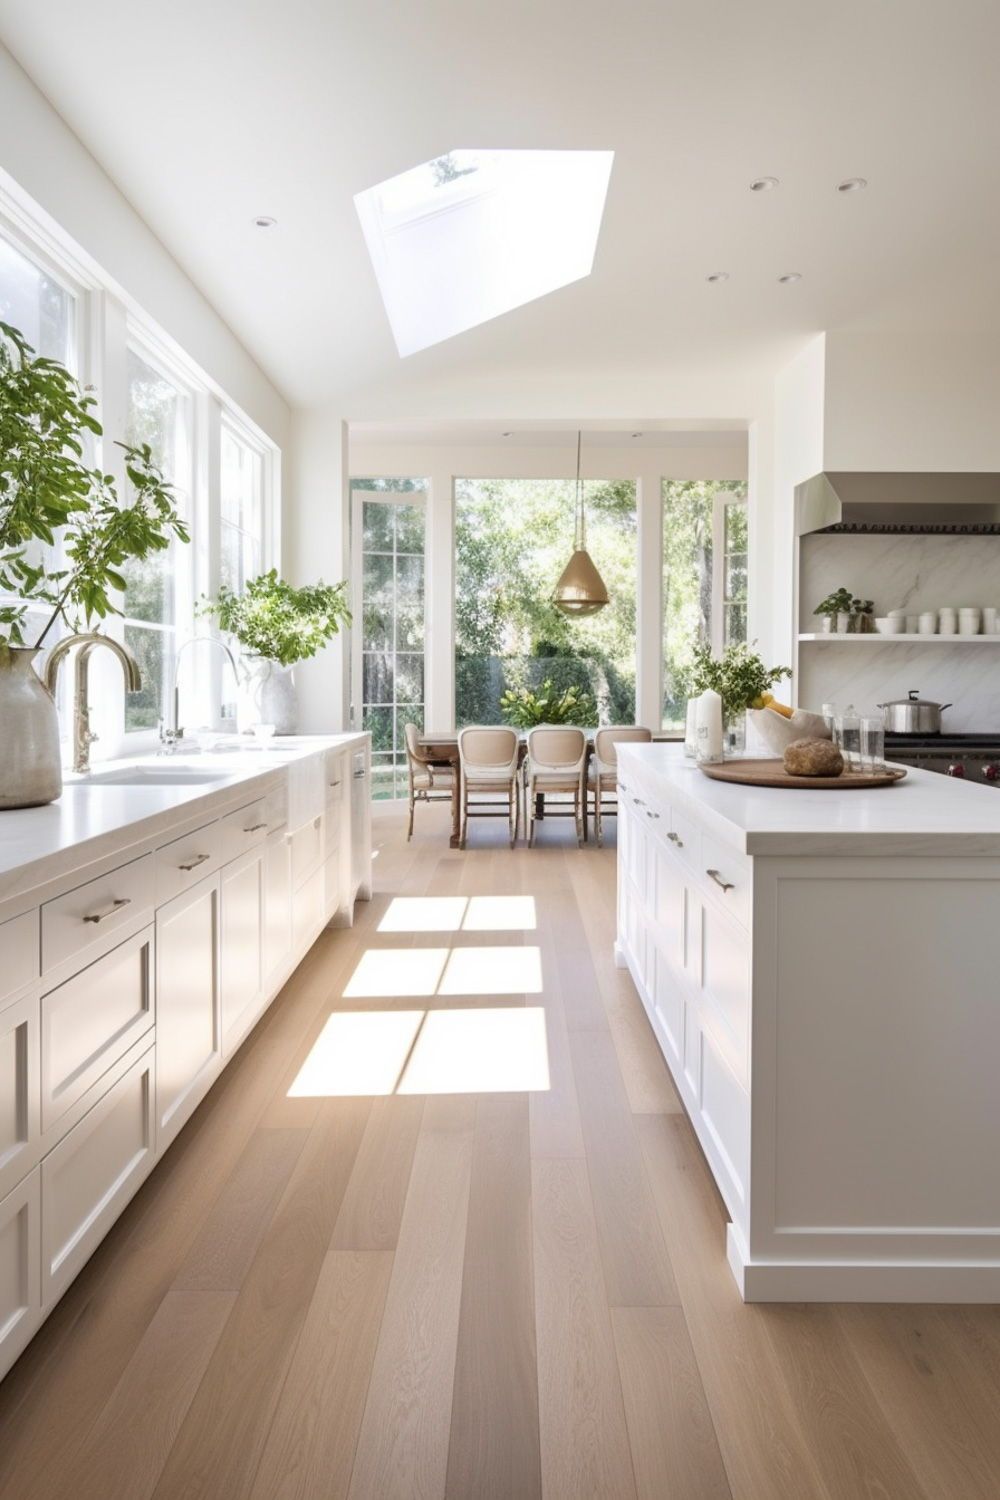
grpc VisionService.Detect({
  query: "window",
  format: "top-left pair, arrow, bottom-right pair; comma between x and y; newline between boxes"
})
122,343 -> 194,732
0,231 -> 75,367
454,478 -> 636,727
220,422 -> 265,593
662,480 -> 748,729
352,484 -> 427,800
355,149 -> 614,355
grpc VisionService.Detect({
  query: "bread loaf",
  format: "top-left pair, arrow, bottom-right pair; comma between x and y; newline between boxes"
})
783,738 -> 844,777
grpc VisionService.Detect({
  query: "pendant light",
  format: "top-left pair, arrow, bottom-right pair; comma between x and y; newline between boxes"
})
552,431 -> 609,616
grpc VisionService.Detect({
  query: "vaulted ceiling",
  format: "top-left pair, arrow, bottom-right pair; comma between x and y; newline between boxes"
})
2,0 -> 998,409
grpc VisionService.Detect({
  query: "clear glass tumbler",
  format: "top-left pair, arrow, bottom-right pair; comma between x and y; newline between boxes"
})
860,716 -> 885,773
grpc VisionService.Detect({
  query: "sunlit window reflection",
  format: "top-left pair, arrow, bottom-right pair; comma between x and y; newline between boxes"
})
287,1011 -> 425,1096
377,895 -> 538,934
343,947 -> 449,998
439,945 -> 543,996
463,896 -> 537,931
287,1006 -> 550,1097
398,1006 -> 549,1094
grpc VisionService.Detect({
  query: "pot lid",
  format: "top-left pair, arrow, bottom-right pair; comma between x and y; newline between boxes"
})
880,688 -> 947,709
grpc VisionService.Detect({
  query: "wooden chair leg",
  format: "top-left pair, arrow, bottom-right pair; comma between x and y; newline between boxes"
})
509,779 -> 517,848
407,790 -> 415,841
595,782 -> 602,846
527,777 -> 536,847
575,786 -> 583,847
460,786 -> 468,849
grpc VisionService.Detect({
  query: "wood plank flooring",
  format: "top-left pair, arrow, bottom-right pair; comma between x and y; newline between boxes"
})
1,801 -> 998,1499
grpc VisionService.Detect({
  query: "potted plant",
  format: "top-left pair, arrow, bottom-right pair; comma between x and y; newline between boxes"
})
0,321 -> 188,808
814,586 -> 854,634
199,569 -> 351,733
854,598 -> 875,634
687,641 -> 791,755
500,678 -> 598,728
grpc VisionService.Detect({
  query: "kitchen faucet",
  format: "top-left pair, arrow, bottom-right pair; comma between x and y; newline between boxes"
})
44,632 -> 142,776
160,635 -> 239,751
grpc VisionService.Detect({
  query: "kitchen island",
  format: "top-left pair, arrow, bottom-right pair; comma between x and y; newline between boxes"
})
616,742 -> 1000,1301
0,734 -> 370,1380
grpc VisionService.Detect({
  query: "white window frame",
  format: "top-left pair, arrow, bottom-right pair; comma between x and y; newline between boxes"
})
711,487 -> 749,651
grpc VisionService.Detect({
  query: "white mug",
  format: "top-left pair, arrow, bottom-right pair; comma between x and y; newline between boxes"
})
919,612 -> 937,635
959,608 -> 981,636
984,607 -> 998,634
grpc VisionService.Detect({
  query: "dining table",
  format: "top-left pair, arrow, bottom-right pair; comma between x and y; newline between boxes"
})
417,729 -> 677,848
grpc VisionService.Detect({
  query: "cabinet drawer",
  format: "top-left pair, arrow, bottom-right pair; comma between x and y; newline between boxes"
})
699,833 -> 751,929
325,751 -> 347,807
263,780 -> 288,835
41,854 -> 153,975
154,820 -> 222,907
0,1168 -> 41,1382
0,910 -> 39,1003
41,1044 -> 154,1303
0,991 -> 40,1202
219,799 -> 269,864
290,813 -> 324,891
666,804 -> 700,872
41,928 -> 154,1136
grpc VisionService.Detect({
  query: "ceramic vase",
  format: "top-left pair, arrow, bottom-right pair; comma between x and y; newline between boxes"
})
0,646 -> 63,809
237,656 -> 298,735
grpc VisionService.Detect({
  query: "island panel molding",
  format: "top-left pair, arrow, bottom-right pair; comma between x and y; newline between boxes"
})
616,742 -> 1000,1301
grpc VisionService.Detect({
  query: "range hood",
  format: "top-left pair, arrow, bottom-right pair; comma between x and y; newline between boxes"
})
796,471 -> 1000,535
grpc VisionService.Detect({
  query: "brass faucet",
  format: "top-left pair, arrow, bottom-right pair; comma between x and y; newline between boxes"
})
44,633 -> 142,775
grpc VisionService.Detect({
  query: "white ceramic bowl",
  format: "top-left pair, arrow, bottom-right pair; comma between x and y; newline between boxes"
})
750,707 -> 832,755
874,617 -> 900,634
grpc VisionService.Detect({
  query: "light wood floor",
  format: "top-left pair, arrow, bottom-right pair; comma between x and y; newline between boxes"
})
3,805 -> 1000,1500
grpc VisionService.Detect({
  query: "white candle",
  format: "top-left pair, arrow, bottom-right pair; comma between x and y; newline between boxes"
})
684,697 -> 699,757
696,689 -> 724,763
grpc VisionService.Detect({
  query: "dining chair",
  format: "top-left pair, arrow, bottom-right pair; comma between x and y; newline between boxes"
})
457,726 -> 521,848
524,726 -> 587,847
404,722 -> 455,841
589,726 -> 652,845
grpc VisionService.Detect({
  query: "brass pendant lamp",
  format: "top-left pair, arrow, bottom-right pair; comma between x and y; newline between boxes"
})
552,431 -> 609,617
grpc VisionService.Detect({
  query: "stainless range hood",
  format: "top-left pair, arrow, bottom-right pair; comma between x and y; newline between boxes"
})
796,471 -> 1000,534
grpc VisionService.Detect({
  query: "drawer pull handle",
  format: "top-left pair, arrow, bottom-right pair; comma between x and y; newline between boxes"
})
179,853 -> 210,872
328,780 -> 341,788
632,795 -> 644,806
83,897 -> 131,924
706,868 -> 735,893
667,831 -> 684,847
243,821 -> 268,834
645,810 -> 660,820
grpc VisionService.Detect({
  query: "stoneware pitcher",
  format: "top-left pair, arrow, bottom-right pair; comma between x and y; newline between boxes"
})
236,655 -> 298,735
0,645 -> 62,808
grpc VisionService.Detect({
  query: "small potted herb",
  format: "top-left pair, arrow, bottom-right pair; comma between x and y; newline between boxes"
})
814,587 -> 854,634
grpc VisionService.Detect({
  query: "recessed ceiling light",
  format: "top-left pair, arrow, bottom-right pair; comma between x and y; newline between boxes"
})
252,215 -> 277,229
750,176 -> 779,192
777,272 -> 802,283
838,177 -> 868,193
705,271 -> 729,283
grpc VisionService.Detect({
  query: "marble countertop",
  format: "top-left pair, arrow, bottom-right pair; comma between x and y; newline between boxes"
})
0,734 -> 367,900
619,742 -> 1000,856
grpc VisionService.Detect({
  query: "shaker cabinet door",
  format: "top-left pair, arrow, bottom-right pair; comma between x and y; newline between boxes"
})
156,876 -> 222,1151
220,847 -> 264,1057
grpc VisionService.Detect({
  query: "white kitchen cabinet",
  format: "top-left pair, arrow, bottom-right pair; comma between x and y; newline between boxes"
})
0,1167 -> 41,1382
0,991 -> 40,1203
0,910 -> 39,1006
292,867 -> 324,954
41,927 -> 154,1140
262,829 -> 292,988
289,812 -> 324,891
220,845 -> 264,1057
155,876 -> 222,1151
350,747 -> 372,904
41,1043 -> 154,1304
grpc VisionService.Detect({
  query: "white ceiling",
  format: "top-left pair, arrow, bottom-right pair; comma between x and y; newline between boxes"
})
2,0 -> 999,411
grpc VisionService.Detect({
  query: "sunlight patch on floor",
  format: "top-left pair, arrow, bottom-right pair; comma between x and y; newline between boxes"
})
287,1006 -> 550,1096
438,945 -> 543,995
377,894 -> 537,933
343,947 -> 449,997
398,1006 -> 549,1094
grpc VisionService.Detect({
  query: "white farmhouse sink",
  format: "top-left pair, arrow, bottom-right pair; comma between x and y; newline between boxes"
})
83,765 -> 235,787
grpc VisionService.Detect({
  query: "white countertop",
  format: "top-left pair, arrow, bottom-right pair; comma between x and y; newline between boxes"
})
0,734 -> 367,901
620,743 -> 1000,856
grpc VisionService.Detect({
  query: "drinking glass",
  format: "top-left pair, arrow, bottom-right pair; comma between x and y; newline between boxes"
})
860,716 -> 885,773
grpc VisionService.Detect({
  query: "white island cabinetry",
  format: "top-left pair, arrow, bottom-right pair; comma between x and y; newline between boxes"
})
617,742 -> 1000,1303
0,732 -> 370,1380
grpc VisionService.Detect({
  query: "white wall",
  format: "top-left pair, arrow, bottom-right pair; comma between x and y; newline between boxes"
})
0,43 -> 288,447
772,336 -> 826,668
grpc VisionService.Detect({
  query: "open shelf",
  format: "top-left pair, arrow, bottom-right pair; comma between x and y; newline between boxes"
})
799,632 -> 1000,644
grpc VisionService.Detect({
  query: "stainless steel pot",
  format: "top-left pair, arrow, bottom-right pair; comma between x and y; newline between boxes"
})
878,689 -> 952,735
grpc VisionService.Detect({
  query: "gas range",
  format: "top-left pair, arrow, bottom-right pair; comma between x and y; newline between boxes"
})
885,734 -> 1000,785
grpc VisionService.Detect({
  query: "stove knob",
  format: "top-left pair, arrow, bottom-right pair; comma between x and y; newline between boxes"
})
948,762 -> 966,778
985,764 -> 1000,782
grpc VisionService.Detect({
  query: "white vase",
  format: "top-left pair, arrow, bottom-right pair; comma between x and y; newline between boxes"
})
237,657 -> 298,735
0,646 -> 63,809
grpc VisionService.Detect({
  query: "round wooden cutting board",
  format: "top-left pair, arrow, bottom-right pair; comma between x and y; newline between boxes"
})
698,758 -> 908,790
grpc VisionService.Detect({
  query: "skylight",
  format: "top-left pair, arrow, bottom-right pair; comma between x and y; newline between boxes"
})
355,148 -> 614,356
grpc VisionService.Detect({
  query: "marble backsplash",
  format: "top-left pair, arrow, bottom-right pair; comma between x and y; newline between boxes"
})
799,534 -> 1000,730
800,534 -> 1000,624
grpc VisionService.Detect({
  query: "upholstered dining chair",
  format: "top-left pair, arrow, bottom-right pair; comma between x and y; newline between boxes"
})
457,726 -> 521,849
523,726 -> 588,847
404,722 -> 455,841
589,726 -> 652,844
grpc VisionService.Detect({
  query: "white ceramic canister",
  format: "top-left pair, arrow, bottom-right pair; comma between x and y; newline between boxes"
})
905,615 -> 919,634
984,607 -> 998,634
919,611 -> 938,635
958,608 -> 981,636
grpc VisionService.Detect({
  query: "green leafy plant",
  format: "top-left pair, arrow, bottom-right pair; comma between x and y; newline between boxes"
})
814,586 -> 854,618
0,320 -> 188,650
686,641 -> 791,720
199,569 -> 351,667
499,678 -> 598,728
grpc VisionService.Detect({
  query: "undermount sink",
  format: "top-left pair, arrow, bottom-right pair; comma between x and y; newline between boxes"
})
82,765 -> 235,787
